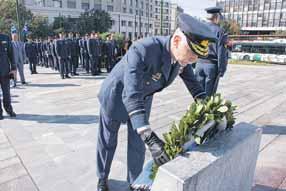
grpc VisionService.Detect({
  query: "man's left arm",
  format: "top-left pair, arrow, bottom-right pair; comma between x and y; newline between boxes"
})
179,64 -> 206,100
217,31 -> 228,77
7,38 -> 16,72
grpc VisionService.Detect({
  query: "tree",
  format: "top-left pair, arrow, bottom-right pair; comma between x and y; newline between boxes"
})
274,30 -> 286,36
0,0 -> 33,34
220,20 -> 241,35
78,9 -> 112,34
30,16 -> 53,39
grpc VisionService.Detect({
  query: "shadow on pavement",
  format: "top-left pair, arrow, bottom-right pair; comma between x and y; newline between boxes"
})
73,76 -> 107,80
13,114 -> 99,124
108,179 -> 130,191
252,184 -> 286,191
27,83 -> 80,88
37,72 -> 60,75
262,125 -> 286,135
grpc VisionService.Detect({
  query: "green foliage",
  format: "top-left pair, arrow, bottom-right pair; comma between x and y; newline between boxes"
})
0,2 -> 112,39
29,16 -> 53,39
150,94 -> 237,180
77,9 -> 112,34
0,0 -> 33,34
220,19 -> 241,35
229,59 -> 270,66
274,30 -> 286,36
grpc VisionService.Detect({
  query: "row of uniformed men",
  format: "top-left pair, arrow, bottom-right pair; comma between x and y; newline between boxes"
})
24,32 -> 118,79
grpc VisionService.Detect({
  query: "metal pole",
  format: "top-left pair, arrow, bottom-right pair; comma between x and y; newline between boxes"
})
135,14 -> 137,39
16,0 -> 21,40
160,0 -> 163,35
139,13 -> 141,37
119,14 -> 121,33
147,0 -> 150,36
118,0 -> 121,33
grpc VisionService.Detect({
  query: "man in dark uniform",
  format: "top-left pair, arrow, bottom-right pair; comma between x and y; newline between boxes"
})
0,33 -> 17,120
79,34 -> 90,73
104,34 -> 117,72
67,32 -> 80,76
75,32 -> 81,71
95,13 -> 217,191
52,35 -> 59,71
195,7 -> 228,96
47,35 -> 55,70
97,33 -> 104,73
25,34 -> 38,74
42,39 -> 49,68
55,32 -> 70,79
36,38 -> 43,66
87,32 -> 100,75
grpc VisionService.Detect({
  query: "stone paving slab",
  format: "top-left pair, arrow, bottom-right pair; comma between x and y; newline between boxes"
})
0,64 -> 286,191
0,176 -> 38,191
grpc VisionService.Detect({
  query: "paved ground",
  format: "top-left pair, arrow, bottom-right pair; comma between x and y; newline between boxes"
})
0,64 -> 285,191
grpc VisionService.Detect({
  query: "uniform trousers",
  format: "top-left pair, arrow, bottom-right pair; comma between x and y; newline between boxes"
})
195,62 -> 219,97
96,96 -> 153,184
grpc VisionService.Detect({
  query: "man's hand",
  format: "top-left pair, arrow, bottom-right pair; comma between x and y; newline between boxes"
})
140,130 -> 170,166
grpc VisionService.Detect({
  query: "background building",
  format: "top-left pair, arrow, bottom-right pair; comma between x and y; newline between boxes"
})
20,0 -> 183,39
216,0 -> 286,34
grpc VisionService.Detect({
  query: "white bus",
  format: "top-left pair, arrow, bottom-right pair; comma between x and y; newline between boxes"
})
231,40 -> 286,64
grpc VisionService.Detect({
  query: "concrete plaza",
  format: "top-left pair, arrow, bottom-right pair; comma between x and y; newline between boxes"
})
0,64 -> 285,191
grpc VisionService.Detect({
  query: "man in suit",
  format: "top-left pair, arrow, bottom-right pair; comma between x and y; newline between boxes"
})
25,34 -> 38,74
87,32 -> 101,75
0,33 -> 17,120
79,34 -> 90,73
11,32 -> 26,87
95,13 -> 217,191
47,35 -> 55,70
52,35 -> 59,71
67,32 -> 80,76
104,34 -> 117,72
36,38 -> 43,66
55,32 -> 70,79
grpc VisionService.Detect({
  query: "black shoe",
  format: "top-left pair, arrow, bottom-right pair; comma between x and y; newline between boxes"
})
22,82 -> 27,85
7,111 -> 16,117
97,179 -> 108,191
0,114 -> 3,120
73,73 -> 79,76
65,75 -> 71,78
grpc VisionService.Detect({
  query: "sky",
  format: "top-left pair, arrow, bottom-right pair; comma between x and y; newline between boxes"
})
171,0 -> 217,19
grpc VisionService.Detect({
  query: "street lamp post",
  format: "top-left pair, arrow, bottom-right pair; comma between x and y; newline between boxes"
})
160,0 -> 163,35
15,0 -> 21,40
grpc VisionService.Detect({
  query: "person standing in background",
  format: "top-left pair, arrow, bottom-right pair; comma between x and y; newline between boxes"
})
25,34 -> 38,75
194,7 -> 228,96
11,32 -> 26,87
0,33 -> 17,120
55,32 -> 70,79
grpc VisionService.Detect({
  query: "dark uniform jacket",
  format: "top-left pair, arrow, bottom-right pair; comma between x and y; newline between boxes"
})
79,39 -> 86,53
0,34 -> 16,77
87,39 -> 101,57
67,38 -> 80,57
25,42 -> 38,59
55,39 -> 69,59
105,40 -> 117,57
197,23 -> 228,74
47,41 -> 53,56
98,36 -> 206,130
